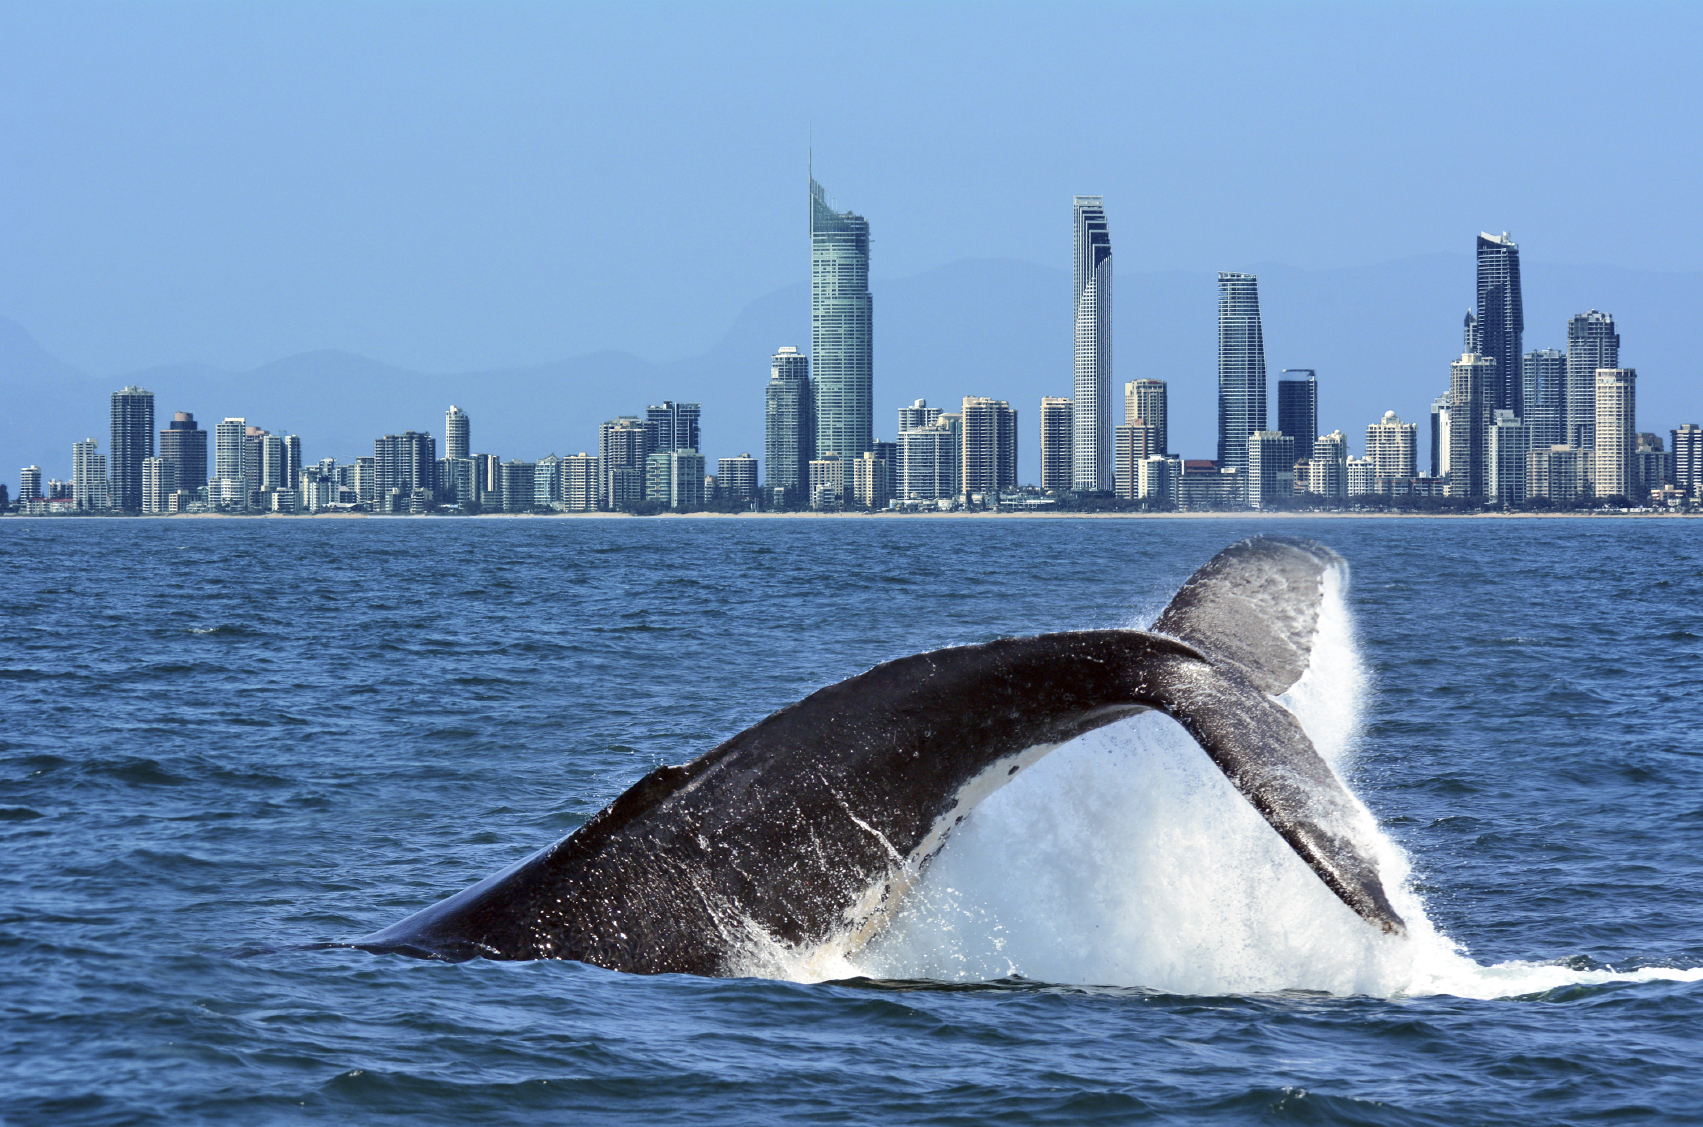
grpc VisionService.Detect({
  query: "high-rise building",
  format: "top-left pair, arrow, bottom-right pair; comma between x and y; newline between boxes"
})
159,412 -> 208,494
213,418 -> 247,510
1138,455 -> 1182,508
764,347 -> 812,504
243,427 -> 270,500
1310,432 -> 1348,499
717,454 -> 759,505
1473,233 -> 1524,414
647,402 -> 702,453
1566,311 -> 1619,451
898,399 -> 942,433
851,451 -> 891,509
1527,446 -> 1586,504
1246,431 -> 1295,510
1039,397 -> 1074,492
446,406 -> 470,461
1447,353 -> 1495,498
1634,433 -> 1669,497
1217,272 -> 1267,492
534,454 -> 563,505
1366,412 -> 1418,481
811,176 -> 873,463
561,454 -> 600,512
1487,410 -> 1531,504
1673,424 -> 1703,494
500,461 -> 536,513
961,397 -> 1018,497
260,434 -> 286,490
1114,423 -> 1157,500
282,434 -> 301,487
375,432 -> 437,505
20,466 -> 42,502
808,452 -> 845,510
109,386 -> 154,512
72,439 -> 109,511
1429,395 -> 1450,478
897,419 -> 960,501
1522,349 -> 1567,449
1125,380 -> 1168,457
1072,196 -> 1113,491
142,457 -> 176,514
1346,456 -> 1376,497
1593,369 -> 1637,500
600,416 -> 653,509
1276,371 -> 1317,448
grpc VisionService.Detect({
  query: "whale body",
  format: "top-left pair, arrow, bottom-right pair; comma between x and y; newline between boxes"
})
351,536 -> 1406,974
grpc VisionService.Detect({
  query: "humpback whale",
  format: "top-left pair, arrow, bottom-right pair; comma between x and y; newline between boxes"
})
352,535 -> 1406,974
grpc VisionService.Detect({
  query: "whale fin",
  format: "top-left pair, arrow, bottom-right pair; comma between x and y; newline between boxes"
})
1153,536 -> 1344,696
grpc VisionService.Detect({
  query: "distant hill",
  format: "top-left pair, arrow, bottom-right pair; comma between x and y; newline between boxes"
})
4,255 -> 1699,487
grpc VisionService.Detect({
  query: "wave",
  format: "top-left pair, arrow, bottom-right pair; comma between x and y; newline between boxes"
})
738,566 -> 1702,1000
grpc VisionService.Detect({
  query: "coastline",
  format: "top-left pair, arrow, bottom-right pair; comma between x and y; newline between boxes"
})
6,509 -> 1698,522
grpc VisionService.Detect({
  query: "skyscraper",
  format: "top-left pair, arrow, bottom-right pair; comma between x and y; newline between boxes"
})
961,397 -> 1018,497
1522,349 -> 1567,449
1429,395 -> 1450,478
260,434 -> 285,490
764,347 -> 812,504
159,412 -> 207,495
1310,432 -> 1348,499
20,466 -> 42,503
214,418 -> 247,510
446,406 -> 470,461
1218,272 -> 1267,488
1246,431 -> 1295,510
810,176 -> 873,463
375,431 -> 437,508
1114,423 -> 1156,500
72,439 -> 109,511
1672,425 -> 1702,493
647,401 -> 701,453
1276,370 -> 1317,448
561,454 -> 600,512
1126,380 -> 1168,456
1487,410 -> 1531,504
1039,397 -> 1073,492
109,386 -> 155,512
1566,311 -> 1619,451
1447,353 -> 1494,498
599,416 -> 652,508
1366,412 -> 1418,481
1593,369 -> 1637,500
142,457 -> 177,514
1072,196 -> 1112,491
1474,233 -> 1524,414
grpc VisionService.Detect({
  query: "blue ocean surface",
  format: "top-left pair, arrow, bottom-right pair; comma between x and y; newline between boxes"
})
1,516 -> 1700,1126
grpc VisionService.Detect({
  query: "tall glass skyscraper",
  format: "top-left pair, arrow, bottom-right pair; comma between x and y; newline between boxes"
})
1522,349 -> 1567,449
1473,233 -> 1523,415
109,385 -> 155,512
1566,310 -> 1619,452
1072,196 -> 1112,491
1276,370 -> 1317,448
764,346 -> 813,503
1217,272 -> 1267,487
810,177 -> 872,464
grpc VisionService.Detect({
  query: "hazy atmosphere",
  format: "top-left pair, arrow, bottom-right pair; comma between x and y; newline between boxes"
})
3,1 -> 1700,477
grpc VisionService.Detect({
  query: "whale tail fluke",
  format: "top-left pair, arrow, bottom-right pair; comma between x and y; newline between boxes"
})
1153,536 -> 1344,697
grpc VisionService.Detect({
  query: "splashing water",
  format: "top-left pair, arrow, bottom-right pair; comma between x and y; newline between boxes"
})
749,565 -> 1703,999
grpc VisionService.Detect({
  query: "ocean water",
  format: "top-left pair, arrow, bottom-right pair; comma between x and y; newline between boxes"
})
2,515 -> 1700,1126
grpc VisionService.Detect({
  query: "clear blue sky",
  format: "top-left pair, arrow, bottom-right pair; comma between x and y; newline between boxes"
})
1,2 -> 1698,376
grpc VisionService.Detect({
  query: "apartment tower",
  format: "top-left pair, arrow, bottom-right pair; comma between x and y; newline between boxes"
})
109,386 -> 155,512
1072,196 -> 1113,491
1593,369 -> 1637,500
764,346 -> 813,503
1472,233 -> 1524,414
1218,273 -> 1267,488
1566,311 -> 1619,451
810,176 -> 873,463
1039,397 -> 1074,492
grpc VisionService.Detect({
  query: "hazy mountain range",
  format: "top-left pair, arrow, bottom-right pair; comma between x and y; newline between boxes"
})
3,254 -> 1699,487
